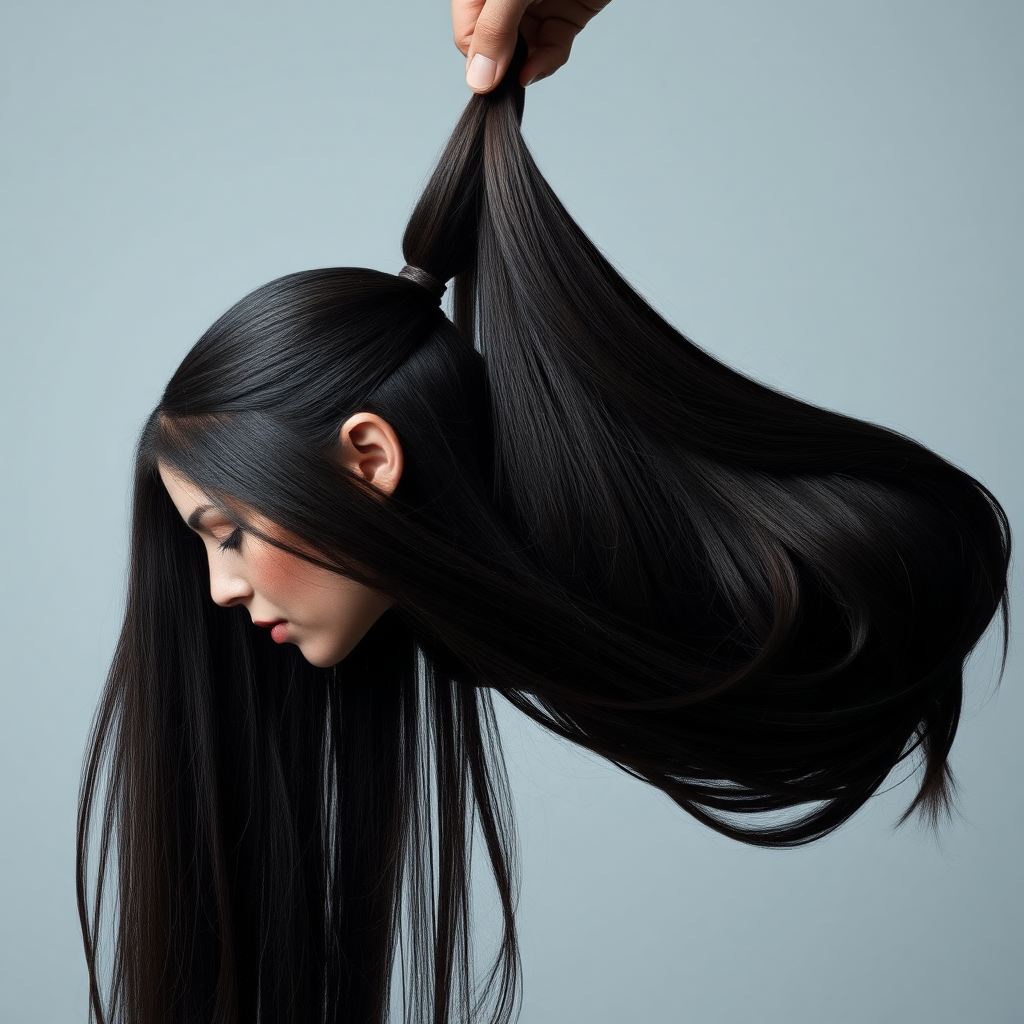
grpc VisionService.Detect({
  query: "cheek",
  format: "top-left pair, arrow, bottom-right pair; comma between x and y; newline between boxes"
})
250,544 -> 317,602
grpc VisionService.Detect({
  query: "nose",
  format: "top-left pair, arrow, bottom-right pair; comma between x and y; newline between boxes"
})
208,558 -> 254,608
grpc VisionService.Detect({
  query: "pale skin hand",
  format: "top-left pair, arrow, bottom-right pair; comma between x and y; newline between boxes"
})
454,0 -> 613,93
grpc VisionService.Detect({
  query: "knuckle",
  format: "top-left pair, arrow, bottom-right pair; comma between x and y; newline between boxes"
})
470,18 -> 512,52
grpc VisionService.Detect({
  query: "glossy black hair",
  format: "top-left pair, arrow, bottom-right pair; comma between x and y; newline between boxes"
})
78,40 -> 1010,1024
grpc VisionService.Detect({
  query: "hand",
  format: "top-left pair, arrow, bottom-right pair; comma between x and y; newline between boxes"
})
453,0 -> 612,94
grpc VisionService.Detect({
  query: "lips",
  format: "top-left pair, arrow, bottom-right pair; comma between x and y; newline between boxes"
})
253,618 -> 289,643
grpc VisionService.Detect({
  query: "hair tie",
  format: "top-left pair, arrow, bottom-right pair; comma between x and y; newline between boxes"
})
398,265 -> 447,302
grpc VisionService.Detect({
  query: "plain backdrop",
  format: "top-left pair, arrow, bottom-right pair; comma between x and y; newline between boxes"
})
1,2 -> 1022,1022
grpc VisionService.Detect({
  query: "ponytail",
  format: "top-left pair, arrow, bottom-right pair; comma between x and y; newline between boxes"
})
401,37 -> 1010,844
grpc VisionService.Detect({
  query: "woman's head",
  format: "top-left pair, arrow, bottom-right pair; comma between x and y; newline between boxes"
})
143,266 -> 496,647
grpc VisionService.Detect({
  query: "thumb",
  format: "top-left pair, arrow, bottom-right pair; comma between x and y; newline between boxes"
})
464,0 -> 530,94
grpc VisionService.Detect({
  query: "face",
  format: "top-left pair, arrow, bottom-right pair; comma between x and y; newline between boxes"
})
158,463 -> 395,667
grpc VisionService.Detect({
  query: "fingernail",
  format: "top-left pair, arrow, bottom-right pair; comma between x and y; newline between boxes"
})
466,53 -> 497,91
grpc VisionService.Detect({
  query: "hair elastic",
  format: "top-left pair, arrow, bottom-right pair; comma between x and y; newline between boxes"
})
398,264 -> 447,302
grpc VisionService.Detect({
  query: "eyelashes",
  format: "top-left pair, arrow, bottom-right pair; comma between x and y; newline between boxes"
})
218,527 -> 244,552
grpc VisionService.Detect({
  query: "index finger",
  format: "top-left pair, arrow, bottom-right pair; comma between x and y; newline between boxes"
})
452,0 -> 488,55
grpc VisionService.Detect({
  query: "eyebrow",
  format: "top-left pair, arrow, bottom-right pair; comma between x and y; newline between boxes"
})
186,505 -> 216,532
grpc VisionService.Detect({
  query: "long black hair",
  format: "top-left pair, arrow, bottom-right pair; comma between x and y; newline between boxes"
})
78,39 -> 1011,1024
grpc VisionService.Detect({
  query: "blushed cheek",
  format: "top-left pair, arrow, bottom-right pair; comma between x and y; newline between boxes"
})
251,544 -> 318,603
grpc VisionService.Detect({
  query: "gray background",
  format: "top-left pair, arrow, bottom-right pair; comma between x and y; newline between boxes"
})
2,1 -> 1022,1021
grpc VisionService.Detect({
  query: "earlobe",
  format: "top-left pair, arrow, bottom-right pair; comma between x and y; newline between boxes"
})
337,412 -> 403,495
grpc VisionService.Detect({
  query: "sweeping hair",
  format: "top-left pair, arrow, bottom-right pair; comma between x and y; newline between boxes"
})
78,41 -> 1011,1024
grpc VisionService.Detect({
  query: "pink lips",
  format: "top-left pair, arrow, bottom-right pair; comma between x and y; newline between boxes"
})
254,619 -> 289,644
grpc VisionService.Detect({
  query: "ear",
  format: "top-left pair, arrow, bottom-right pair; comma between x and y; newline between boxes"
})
337,412 -> 404,495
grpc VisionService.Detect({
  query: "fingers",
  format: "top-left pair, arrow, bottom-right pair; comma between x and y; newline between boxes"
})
451,0 -> 487,56
518,15 -> 577,87
457,0 -> 533,94
454,0 -> 614,93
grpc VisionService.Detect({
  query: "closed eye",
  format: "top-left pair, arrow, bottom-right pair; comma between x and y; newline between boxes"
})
218,527 -> 244,552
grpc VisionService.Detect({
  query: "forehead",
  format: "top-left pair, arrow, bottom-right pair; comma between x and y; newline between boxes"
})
157,463 -> 247,530
155,462 -> 293,545
158,463 -> 210,518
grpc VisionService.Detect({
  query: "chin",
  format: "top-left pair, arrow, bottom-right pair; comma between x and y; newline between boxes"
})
296,637 -> 356,669
295,620 -> 385,669
298,645 -> 342,669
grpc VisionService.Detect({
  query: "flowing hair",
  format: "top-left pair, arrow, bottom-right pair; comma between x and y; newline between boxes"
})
78,38 -> 1010,1024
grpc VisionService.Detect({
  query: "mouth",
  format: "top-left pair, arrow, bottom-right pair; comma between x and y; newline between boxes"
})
254,619 -> 290,644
